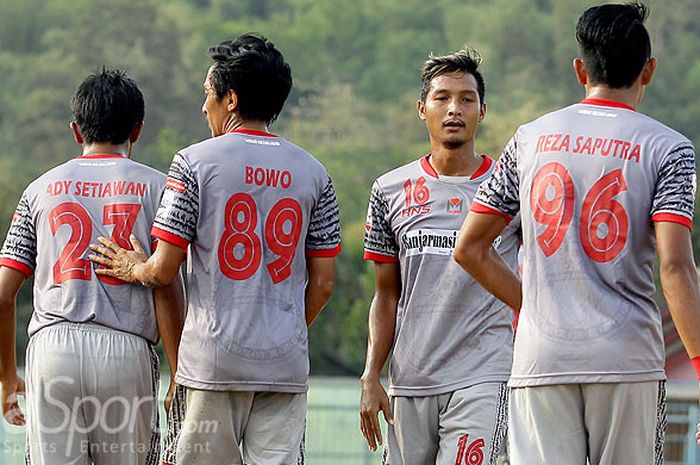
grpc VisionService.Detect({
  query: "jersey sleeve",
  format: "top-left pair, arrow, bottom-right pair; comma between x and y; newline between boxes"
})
151,153 -> 199,250
306,175 -> 342,257
363,181 -> 398,262
471,134 -> 521,222
0,192 -> 36,278
651,143 -> 696,230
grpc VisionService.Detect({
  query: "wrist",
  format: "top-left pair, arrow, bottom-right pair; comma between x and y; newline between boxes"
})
360,372 -> 381,384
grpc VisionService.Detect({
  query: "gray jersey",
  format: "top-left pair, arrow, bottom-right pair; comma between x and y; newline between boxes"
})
472,99 -> 696,387
364,155 -> 519,397
0,154 -> 166,343
151,129 -> 341,393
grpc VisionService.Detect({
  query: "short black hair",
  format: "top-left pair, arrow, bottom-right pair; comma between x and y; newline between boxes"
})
70,69 -> 144,145
207,33 -> 292,125
576,2 -> 651,89
420,48 -> 485,104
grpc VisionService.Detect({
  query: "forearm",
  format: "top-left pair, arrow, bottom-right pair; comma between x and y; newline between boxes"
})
361,295 -> 397,382
154,276 -> 185,378
454,245 -> 522,310
661,261 -> 700,358
305,279 -> 333,327
133,258 -> 177,288
0,300 -> 18,382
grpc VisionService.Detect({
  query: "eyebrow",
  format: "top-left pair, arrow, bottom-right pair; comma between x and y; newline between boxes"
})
432,88 -> 478,95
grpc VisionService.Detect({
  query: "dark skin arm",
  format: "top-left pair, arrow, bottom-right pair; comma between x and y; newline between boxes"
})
653,222 -> 700,446
153,273 -> 185,414
305,257 -> 336,327
0,267 -> 26,426
89,235 -> 185,287
452,211 -> 522,310
359,261 -> 399,452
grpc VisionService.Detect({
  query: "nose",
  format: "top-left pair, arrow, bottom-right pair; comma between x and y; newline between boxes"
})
201,100 -> 207,115
447,98 -> 462,116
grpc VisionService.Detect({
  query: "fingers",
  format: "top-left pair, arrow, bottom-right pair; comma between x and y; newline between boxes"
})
88,253 -> 112,267
88,243 -> 116,259
3,404 -> 25,426
97,236 -> 119,251
380,395 -> 394,426
130,235 -> 145,255
359,411 -> 378,451
93,267 -> 117,277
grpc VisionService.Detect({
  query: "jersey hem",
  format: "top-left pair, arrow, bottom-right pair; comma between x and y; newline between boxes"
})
363,250 -> 399,263
507,370 -> 665,388
0,257 -> 33,278
150,226 -> 190,250
175,375 -> 308,393
651,212 -> 693,230
388,373 -> 511,397
469,201 -> 514,224
306,244 -> 342,258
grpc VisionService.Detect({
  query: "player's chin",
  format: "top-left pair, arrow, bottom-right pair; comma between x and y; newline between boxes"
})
442,135 -> 467,149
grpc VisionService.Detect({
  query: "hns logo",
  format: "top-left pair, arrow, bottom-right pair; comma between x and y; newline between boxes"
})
447,197 -> 463,214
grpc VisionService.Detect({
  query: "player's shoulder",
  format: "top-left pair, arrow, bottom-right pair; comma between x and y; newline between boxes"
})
23,159 -> 76,196
125,158 -> 167,183
374,158 -> 424,190
632,111 -> 693,151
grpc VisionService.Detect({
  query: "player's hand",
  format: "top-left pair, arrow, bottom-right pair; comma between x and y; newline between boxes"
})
89,235 -> 147,283
164,381 -> 176,415
1,375 -> 26,426
359,377 -> 393,452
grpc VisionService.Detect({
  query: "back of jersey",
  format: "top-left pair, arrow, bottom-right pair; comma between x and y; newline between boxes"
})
0,155 -> 166,343
152,130 -> 341,392
475,99 -> 695,387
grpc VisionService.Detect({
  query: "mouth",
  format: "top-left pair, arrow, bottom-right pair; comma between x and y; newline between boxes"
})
443,120 -> 465,128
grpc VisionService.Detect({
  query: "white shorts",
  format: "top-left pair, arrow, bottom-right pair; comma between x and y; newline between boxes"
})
25,322 -> 160,465
508,381 -> 666,465
385,382 -> 508,465
176,389 -> 307,465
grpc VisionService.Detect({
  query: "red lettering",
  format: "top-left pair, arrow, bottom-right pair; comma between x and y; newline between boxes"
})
245,166 -> 254,184
629,144 -> 641,163
281,171 -> 292,189
536,135 -> 545,154
267,169 -> 280,187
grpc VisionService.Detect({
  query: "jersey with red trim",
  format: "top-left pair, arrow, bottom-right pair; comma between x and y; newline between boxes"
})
472,99 -> 696,387
152,130 -> 341,392
0,155 -> 166,342
364,155 -> 519,396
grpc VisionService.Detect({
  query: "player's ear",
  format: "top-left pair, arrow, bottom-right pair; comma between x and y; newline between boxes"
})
417,99 -> 426,121
129,121 -> 144,144
479,102 -> 487,123
573,58 -> 588,86
640,57 -> 656,86
70,121 -> 84,145
227,90 -> 238,113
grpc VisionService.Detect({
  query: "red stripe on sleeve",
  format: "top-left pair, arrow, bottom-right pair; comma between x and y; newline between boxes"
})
651,212 -> 693,231
0,258 -> 33,278
363,251 -> 399,263
150,227 -> 190,250
306,244 -> 342,258
691,356 -> 700,379
469,202 -> 513,224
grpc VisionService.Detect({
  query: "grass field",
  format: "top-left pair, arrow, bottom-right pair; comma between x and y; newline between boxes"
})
0,376 -> 384,465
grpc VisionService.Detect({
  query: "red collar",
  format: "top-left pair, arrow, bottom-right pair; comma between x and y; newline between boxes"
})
580,98 -> 636,112
76,154 -> 125,159
229,129 -> 278,137
420,154 -> 492,180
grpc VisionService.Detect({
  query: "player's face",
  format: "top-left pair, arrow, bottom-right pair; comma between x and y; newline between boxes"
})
201,66 -> 231,137
419,72 -> 485,149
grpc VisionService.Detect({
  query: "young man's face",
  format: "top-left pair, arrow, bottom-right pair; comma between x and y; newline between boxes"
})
201,66 -> 231,137
418,71 -> 485,149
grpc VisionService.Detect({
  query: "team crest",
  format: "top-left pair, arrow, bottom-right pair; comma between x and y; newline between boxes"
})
447,197 -> 463,214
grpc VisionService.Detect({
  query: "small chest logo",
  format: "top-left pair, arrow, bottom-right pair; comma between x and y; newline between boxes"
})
447,197 -> 463,214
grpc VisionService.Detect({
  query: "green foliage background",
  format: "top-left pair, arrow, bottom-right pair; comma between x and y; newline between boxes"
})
1,0 -> 698,375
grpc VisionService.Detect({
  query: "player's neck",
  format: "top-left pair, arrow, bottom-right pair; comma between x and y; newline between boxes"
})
226,118 -> 269,135
584,84 -> 643,110
80,142 -> 130,158
429,143 -> 482,177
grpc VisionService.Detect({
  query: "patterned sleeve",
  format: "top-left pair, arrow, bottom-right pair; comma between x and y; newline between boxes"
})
151,153 -> 199,249
363,181 -> 398,262
0,192 -> 36,278
306,175 -> 342,257
651,144 -> 696,230
471,134 -> 521,222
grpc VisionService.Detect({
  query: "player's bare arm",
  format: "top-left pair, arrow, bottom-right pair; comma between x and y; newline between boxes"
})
453,211 -> 522,310
153,273 -> 185,413
305,257 -> 336,327
0,266 -> 26,426
89,235 -> 184,287
360,261 -> 399,452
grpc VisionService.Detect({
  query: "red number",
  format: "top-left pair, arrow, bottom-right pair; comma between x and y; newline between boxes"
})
218,195 -> 304,283
530,165 -> 629,262
530,162 -> 575,257
403,177 -> 431,207
265,198 -> 303,284
49,203 -> 93,284
218,193 -> 262,280
455,434 -> 484,465
580,169 -> 628,262
98,204 -> 142,285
